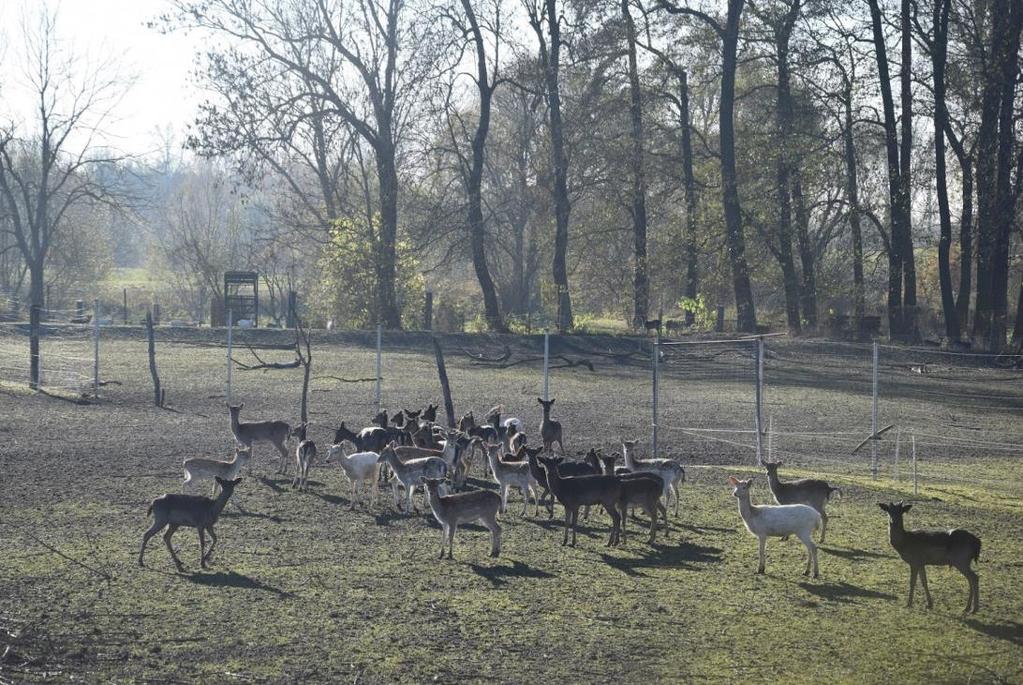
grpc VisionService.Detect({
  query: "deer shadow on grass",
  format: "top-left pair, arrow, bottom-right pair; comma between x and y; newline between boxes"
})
257,475 -> 287,494
220,508 -> 283,524
183,570 -> 293,598
820,545 -> 891,561
600,541 -> 724,577
965,620 -> 1023,646
469,560 -> 556,587
797,581 -> 897,603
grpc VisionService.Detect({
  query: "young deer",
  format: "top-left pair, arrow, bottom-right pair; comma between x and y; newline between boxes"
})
539,455 -> 621,547
183,447 -> 251,496
622,439 -> 684,516
377,441 -> 448,513
763,461 -> 841,543
537,398 -> 565,454
229,404 -> 290,474
615,472 -> 667,545
325,445 -> 380,509
139,476 -> 242,570
334,421 -> 389,454
423,478 -> 501,559
729,476 -> 820,578
292,424 -> 317,491
485,442 -> 537,516
878,502 -> 981,613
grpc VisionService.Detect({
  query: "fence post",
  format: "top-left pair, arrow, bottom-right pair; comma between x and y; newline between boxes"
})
146,310 -> 162,407
423,290 -> 433,331
893,429 -> 901,481
911,433 -> 918,495
226,309 -> 233,405
93,299 -> 100,399
871,341 -> 879,479
754,337 -> 764,464
767,415 -> 774,463
716,304 -> 725,332
153,303 -> 161,325
76,300 -> 84,320
29,303 -> 40,390
375,323 -> 382,411
543,329 -> 550,402
122,288 -> 128,325
287,290 -> 297,329
652,326 -> 659,456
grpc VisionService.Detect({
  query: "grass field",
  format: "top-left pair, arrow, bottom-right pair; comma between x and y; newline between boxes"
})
1,327 -> 1021,683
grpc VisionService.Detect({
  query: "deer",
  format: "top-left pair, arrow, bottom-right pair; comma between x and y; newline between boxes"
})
139,476 -> 242,571
537,398 -> 565,454
377,441 -> 448,513
763,461 -> 841,543
729,476 -> 820,578
183,447 -> 251,496
538,455 -> 622,547
621,439 -> 684,516
334,421 -> 389,454
292,424 -> 317,491
325,444 -> 381,509
229,404 -> 290,474
485,442 -> 537,516
527,446 -> 597,518
422,478 -> 502,559
878,502 -> 981,614
614,472 -> 667,545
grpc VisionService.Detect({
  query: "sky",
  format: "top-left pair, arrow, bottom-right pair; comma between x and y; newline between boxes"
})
0,0 -> 205,157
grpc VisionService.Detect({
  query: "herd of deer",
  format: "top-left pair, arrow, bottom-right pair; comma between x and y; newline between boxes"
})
136,399 -> 982,614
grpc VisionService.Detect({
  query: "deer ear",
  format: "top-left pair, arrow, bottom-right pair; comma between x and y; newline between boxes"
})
727,476 -> 739,486
877,503 -> 888,512
902,504 -> 912,513
549,399 -> 555,405
537,398 -> 543,404
233,478 -> 242,485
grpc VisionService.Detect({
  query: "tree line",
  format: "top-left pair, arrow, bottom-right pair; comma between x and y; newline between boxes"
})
0,0 -> 1020,351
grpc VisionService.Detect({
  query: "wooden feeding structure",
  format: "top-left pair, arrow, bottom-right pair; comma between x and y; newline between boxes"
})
223,271 -> 259,327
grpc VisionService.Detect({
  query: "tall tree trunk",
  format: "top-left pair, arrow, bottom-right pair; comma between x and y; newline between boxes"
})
29,258 -> 44,309
898,0 -> 917,339
623,0 -> 649,330
679,69 -> 699,323
945,124 -> 973,333
462,0 -> 508,333
1013,274 -> 1023,347
541,0 -> 573,332
932,0 -> 960,342
867,0 -> 906,339
773,2 -> 802,335
792,171 -> 817,327
842,87 -> 865,334
989,1 -> 1023,351
721,0 -> 757,332
376,147 -> 402,329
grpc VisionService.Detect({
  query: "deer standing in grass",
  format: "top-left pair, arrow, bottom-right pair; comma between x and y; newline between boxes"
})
139,477 -> 241,570
729,476 -> 820,578
538,398 -> 564,454
878,502 -> 981,613
763,461 -> 840,543
423,478 -> 501,559
622,439 -> 684,516
292,424 -> 317,491
539,455 -> 621,547
182,447 -> 250,496
229,404 -> 290,474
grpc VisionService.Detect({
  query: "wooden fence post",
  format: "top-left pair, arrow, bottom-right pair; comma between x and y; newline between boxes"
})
146,310 -> 162,407
433,337 -> 455,428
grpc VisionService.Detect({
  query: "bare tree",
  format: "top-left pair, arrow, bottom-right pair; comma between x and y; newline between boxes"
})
0,7 -> 126,307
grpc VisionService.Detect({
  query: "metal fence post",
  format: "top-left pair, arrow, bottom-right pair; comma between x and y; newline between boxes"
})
912,434 -> 918,495
226,309 -> 233,405
754,337 -> 764,464
375,324 -> 382,411
93,299 -> 100,399
871,341 -> 879,479
29,303 -> 40,390
652,327 -> 660,457
543,329 -> 550,402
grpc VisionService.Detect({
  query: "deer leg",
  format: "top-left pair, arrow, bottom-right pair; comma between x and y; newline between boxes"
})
391,481 -> 402,511
607,507 -> 621,547
487,516 -> 502,557
798,531 -> 818,578
446,525 -> 455,560
204,526 -> 218,566
647,503 -> 657,544
819,511 -> 828,545
658,501 -> 669,539
757,536 -> 766,574
198,528 -> 207,568
439,525 -> 448,559
919,566 -> 933,609
520,485 -> 529,517
500,484 -> 509,515
163,525 -> 183,571
907,567 -> 917,607
672,482 -> 681,518
139,521 -> 163,567
406,485 -> 417,514
562,508 -> 571,546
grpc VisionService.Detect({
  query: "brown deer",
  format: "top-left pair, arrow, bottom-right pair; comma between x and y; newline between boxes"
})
229,404 -> 290,474
537,398 -> 565,454
538,455 -> 621,547
139,477 -> 242,570
763,461 -> 840,543
422,478 -> 501,559
878,502 -> 981,613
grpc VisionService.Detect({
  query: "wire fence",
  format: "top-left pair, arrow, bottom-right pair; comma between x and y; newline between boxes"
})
0,310 -> 1021,497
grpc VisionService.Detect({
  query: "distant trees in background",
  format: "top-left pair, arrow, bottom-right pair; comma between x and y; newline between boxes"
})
1,0 -> 1021,351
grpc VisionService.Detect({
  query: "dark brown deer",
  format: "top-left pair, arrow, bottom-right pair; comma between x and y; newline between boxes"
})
538,398 -> 564,454
764,461 -> 841,543
139,477 -> 242,570
538,455 -> 620,547
878,502 -> 981,613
